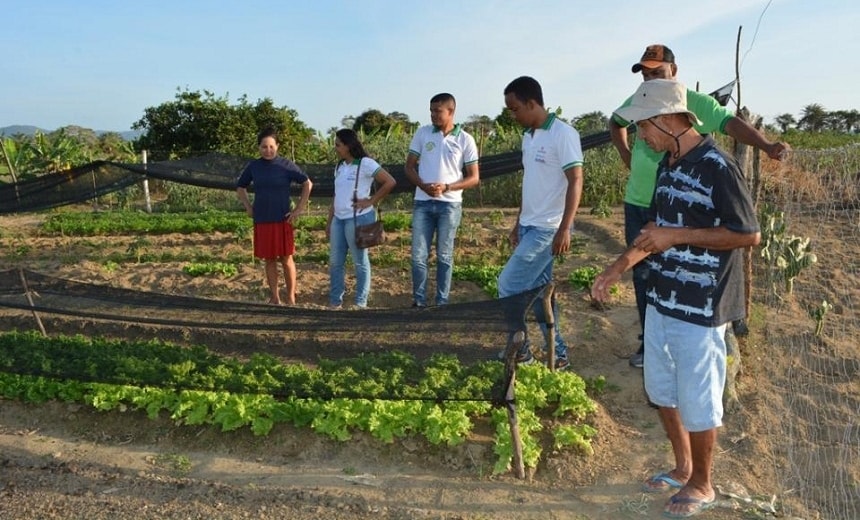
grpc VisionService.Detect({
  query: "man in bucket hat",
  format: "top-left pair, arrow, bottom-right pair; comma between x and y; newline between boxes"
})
594,79 -> 761,518
608,44 -> 790,369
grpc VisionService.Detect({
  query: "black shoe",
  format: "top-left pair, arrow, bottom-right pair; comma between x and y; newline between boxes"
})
629,352 -> 644,368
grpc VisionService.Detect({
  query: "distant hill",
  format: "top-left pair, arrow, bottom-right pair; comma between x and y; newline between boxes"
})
0,125 -> 42,137
0,125 -> 141,141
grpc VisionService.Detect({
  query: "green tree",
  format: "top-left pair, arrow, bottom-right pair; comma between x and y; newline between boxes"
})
828,109 -> 860,133
573,111 -> 608,135
774,113 -> 796,133
59,125 -> 99,148
97,132 -> 137,162
845,109 -> 860,133
352,109 -> 416,134
494,107 -> 519,131
463,114 -> 495,139
133,88 -> 315,159
798,103 -> 828,132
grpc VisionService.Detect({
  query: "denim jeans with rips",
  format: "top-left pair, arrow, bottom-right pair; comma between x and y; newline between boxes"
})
410,199 -> 462,306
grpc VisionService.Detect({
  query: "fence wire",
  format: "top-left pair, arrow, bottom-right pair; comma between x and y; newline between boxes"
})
755,144 -> 859,519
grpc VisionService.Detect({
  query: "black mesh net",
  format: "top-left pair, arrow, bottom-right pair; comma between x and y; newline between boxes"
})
0,131 -> 614,215
0,269 -> 555,402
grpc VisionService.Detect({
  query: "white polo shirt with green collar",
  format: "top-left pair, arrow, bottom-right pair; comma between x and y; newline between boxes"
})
519,113 -> 583,229
407,123 -> 479,202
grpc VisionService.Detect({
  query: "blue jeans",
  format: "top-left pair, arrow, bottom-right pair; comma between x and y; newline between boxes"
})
411,200 -> 462,306
498,224 -> 569,359
625,203 -> 650,350
329,210 -> 376,307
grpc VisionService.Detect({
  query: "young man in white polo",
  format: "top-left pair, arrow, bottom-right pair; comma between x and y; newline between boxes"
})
498,76 -> 583,370
405,93 -> 480,307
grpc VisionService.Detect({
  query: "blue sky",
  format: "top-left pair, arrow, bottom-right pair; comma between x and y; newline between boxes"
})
2,0 -> 856,134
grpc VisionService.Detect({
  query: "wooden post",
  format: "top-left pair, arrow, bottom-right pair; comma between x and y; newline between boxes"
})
542,284 -> 556,371
735,26 -> 743,110
91,166 -> 99,210
477,125 -> 484,207
142,150 -> 152,213
18,269 -> 46,337
503,330 -> 527,479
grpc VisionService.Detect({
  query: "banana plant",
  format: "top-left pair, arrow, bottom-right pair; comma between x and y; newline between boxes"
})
30,129 -> 92,173
0,136 -> 34,184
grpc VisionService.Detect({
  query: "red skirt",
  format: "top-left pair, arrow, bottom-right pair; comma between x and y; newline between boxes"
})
253,221 -> 295,259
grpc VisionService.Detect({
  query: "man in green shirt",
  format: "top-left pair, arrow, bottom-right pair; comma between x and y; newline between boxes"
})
609,44 -> 790,368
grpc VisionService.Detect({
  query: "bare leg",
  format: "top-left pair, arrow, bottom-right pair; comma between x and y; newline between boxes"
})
264,259 -> 281,304
685,428 -> 716,495
656,407 -> 693,483
662,409 -> 717,516
282,255 -> 296,305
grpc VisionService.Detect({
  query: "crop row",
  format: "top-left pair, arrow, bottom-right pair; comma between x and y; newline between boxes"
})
0,331 -> 598,474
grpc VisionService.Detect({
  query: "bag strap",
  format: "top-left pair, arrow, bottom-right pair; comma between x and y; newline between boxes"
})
352,158 -> 382,221
352,157 -> 361,221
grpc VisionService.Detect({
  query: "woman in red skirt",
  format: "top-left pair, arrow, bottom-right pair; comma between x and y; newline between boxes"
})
236,127 -> 313,305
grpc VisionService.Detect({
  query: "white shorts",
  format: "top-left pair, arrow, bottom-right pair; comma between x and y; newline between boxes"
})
643,305 -> 727,432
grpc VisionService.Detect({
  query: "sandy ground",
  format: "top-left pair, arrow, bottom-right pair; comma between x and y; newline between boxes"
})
0,207 -> 838,519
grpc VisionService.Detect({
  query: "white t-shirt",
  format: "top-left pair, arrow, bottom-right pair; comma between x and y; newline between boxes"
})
519,114 -> 583,229
332,158 -> 382,219
407,124 -> 478,202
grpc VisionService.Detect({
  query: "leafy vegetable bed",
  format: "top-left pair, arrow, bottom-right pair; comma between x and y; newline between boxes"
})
0,331 -> 597,474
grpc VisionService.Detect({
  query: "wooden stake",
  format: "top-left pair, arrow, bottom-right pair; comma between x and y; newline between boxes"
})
504,330 -> 526,479
18,269 -> 46,337
542,284 -> 556,371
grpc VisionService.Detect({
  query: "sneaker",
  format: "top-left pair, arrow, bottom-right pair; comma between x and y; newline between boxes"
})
629,352 -> 644,368
495,346 -> 534,365
496,349 -> 534,363
411,302 -> 426,309
516,351 -> 535,365
555,357 -> 570,371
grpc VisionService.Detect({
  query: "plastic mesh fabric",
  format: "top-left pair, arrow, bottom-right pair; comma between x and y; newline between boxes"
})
0,132 -> 613,214
0,269 -> 550,365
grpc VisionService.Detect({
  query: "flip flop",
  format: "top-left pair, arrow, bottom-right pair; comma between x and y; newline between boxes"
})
642,472 -> 684,493
663,494 -> 716,518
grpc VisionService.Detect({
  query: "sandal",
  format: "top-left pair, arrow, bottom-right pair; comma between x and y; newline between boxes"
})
642,472 -> 685,493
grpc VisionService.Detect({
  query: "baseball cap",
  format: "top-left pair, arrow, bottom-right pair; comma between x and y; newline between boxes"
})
631,44 -> 675,73
613,79 -> 702,126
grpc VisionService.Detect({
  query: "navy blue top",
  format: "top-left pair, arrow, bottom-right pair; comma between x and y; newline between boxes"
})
646,136 -> 759,327
236,156 -> 309,224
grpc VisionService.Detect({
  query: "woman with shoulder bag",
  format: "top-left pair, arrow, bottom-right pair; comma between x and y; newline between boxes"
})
326,129 -> 396,309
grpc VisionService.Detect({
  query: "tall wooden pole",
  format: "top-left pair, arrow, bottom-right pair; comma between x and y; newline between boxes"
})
142,150 -> 152,213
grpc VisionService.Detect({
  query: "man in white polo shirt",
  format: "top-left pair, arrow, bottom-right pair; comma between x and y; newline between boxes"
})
498,76 -> 584,369
405,93 -> 480,307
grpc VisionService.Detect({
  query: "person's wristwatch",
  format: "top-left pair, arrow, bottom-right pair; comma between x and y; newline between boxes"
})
444,183 -> 450,193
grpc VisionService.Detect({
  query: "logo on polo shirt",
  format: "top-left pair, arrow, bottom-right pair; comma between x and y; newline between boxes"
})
425,142 -> 436,152
535,147 -> 547,164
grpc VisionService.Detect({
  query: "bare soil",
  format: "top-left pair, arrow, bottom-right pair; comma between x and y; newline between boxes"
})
0,207 -> 834,519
